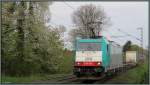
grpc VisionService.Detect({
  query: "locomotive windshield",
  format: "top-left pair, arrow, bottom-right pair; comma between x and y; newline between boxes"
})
78,43 -> 101,51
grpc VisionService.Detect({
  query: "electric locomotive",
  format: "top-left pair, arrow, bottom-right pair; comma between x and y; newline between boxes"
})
73,36 -> 123,79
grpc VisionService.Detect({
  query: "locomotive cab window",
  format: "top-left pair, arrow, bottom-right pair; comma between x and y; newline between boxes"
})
78,42 -> 101,51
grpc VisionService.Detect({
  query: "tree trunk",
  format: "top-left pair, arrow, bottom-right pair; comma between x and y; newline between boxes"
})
16,2 -> 25,76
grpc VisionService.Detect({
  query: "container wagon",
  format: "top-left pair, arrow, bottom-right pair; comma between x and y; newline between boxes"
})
125,51 -> 139,66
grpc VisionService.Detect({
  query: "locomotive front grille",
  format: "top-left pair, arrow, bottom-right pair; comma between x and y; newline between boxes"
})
74,66 -> 104,73
74,66 -> 105,77
80,68 -> 95,73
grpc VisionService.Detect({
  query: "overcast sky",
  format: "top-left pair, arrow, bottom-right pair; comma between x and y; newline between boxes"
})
49,1 -> 148,49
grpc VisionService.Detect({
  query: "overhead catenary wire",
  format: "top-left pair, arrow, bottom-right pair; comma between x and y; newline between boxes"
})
104,28 -> 142,46
62,3 -> 140,42
52,2 -> 137,40
63,1 -> 75,10
117,28 -> 142,42
50,2 -> 144,49
51,3 -> 139,40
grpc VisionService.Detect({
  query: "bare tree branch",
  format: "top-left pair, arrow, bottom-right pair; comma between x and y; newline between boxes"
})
70,4 -> 111,39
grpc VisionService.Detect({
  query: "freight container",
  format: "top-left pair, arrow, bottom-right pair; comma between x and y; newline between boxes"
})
125,51 -> 137,63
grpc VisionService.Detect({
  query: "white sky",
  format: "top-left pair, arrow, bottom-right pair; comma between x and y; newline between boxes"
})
49,1 -> 149,49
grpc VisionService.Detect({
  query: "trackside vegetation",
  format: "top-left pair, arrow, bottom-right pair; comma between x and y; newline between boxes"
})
1,1 -> 74,83
105,59 -> 148,84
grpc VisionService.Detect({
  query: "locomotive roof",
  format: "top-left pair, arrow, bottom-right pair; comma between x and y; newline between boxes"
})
76,36 -> 104,39
76,36 -> 108,43
76,36 -> 122,47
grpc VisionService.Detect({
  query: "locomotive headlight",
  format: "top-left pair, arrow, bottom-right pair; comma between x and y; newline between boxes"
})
77,62 -> 80,65
97,62 -> 101,65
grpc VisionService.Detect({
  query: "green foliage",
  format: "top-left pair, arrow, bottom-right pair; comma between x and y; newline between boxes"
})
106,60 -> 148,84
1,74 -> 70,83
1,75 -> 43,83
123,41 -> 145,52
57,50 -> 74,73
2,2 -> 66,77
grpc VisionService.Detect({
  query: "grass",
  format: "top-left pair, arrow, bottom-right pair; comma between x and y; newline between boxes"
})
1,73 -> 70,83
106,60 -> 148,84
1,75 -> 42,83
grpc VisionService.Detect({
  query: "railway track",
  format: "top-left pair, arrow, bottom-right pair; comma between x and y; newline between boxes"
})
74,65 -> 137,84
55,75 -> 78,84
31,74 -> 76,84
31,65 -> 137,84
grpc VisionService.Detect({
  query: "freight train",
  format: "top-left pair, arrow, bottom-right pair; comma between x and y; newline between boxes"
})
73,36 -> 136,79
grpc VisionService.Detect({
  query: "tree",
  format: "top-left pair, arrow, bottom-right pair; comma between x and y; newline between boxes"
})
52,25 -> 66,38
70,4 -> 110,39
123,41 -> 132,52
2,1 -> 65,76
1,2 -> 18,75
